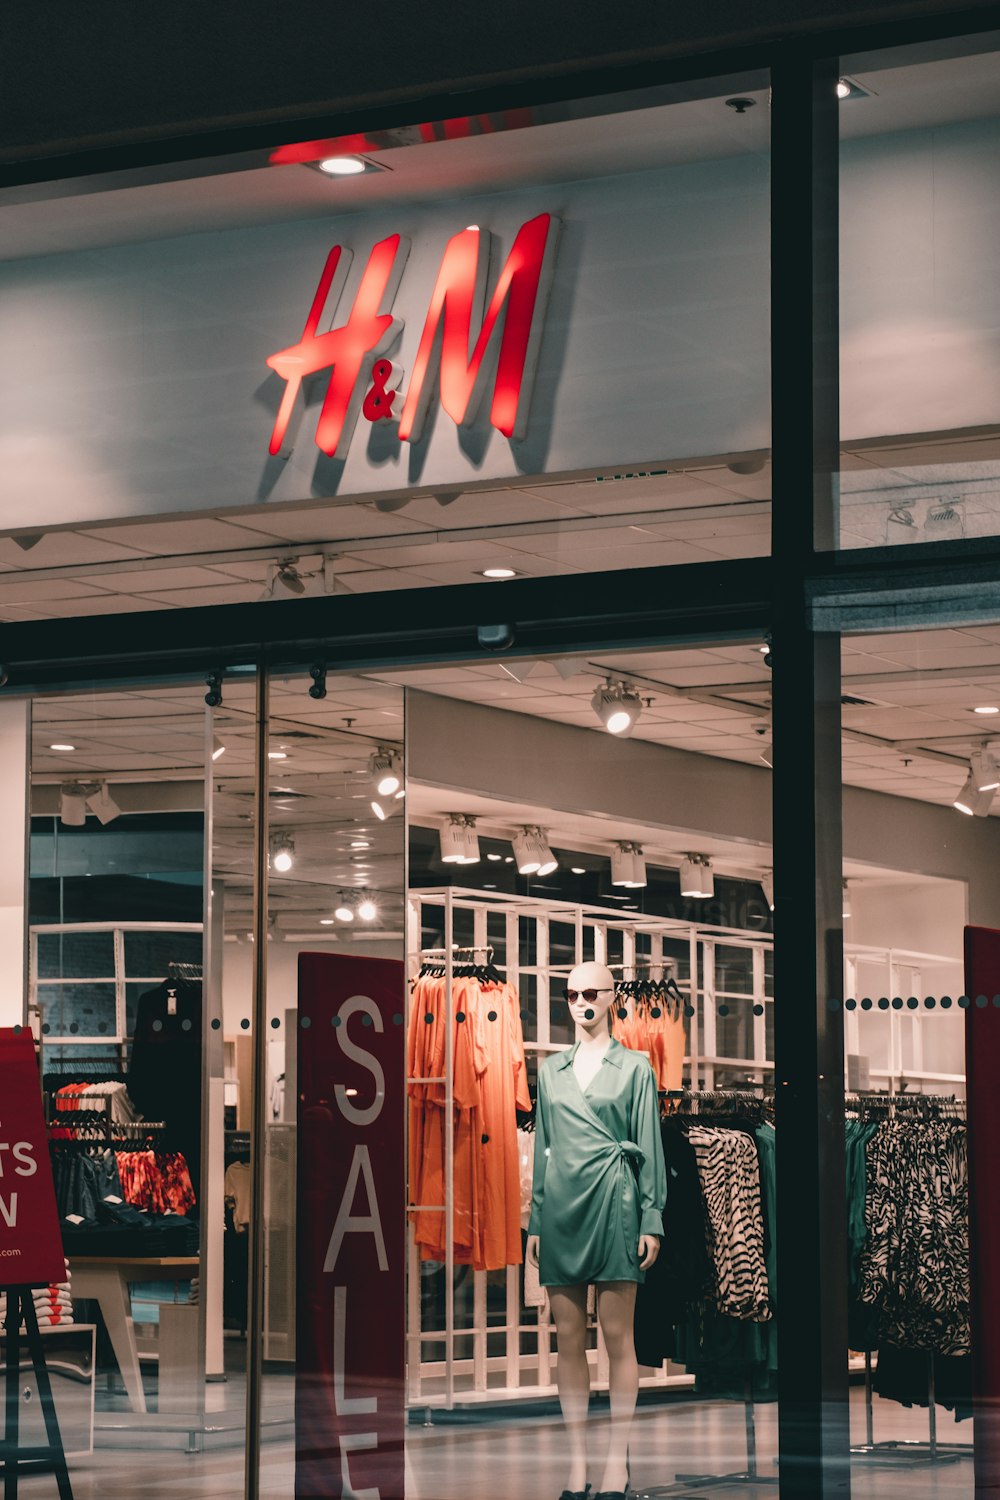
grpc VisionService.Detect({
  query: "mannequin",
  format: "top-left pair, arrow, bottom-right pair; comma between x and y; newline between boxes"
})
527,962 -> 666,1500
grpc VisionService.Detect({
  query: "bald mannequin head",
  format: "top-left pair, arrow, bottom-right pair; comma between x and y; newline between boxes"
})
565,960 -> 616,1035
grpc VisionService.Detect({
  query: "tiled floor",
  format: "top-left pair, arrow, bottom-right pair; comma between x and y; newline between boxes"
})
16,1388 -> 976,1498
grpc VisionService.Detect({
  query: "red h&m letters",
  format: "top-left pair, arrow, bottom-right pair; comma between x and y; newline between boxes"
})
267,213 -> 558,459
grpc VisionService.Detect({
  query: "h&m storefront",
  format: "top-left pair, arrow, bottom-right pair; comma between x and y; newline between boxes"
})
3,22 -> 1000,1500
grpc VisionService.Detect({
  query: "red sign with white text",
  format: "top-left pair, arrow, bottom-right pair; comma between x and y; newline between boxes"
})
296,953 -> 405,1500
267,213 -> 559,460
0,1028 -> 66,1288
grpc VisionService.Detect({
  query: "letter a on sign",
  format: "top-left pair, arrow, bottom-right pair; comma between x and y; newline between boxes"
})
0,1029 -> 66,1288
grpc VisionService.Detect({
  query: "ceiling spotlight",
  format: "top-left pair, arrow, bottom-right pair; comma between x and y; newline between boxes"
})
842,879 -> 852,919
534,831 -> 558,877
369,748 -> 403,798
268,749 -> 287,761
971,747 -> 1000,792
357,895 -> 378,922
954,773 -> 994,817
270,834 -> 295,873
440,814 -> 479,865
487,852 -> 502,862
49,743 -> 76,752
58,784 -> 88,827
480,567 -> 519,579
512,827 -> 542,875
611,842 -> 645,888
335,898 -> 355,922
680,854 -> 713,899
351,839 -> 371,849
973,706 -> 1000,716
836,79 -> 852,99
317,155 -> 368,176
319,918 -> 335,926
86,782 -> 121,826
571,866 -> 586,875
371,793 -> 403,821
591,680 -> 642,737
761,871 -> 775,911
205,672 -> 223,708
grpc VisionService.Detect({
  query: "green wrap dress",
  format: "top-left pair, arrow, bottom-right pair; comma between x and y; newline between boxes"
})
528,1038 -> 667,1287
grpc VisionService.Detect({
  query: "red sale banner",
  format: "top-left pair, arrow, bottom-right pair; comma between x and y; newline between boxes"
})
296,953 -> 405,1500
0,1028 -> 66,1287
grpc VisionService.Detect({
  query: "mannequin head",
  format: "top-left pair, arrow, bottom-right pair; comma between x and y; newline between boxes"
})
565,961 -> 616,1038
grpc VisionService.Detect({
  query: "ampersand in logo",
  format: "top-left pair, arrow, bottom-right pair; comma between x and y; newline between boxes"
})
362,359 -> 398,422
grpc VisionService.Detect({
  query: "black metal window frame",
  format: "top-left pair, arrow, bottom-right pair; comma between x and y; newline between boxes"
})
5,14 -> 1000,1498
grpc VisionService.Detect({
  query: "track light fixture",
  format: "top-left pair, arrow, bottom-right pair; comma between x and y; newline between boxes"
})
761,871 -> 774,911
971,747 -> 1000,792
611,842 -> 647,888
512,826 -> 558,877
205,672 -> 223,708
266,559 -> 307,598
59,784 -> 88,827
371,791 -> 404,821
369,748 -> 403,798
440,814 -> 480,865
954,755 -> 996,817
591,679 -> 642,737
86,782 -> 121,826
679,854 -> 714,899
308,663 -> 328,700
334,895 -> 355,922
270,834 -> 295,873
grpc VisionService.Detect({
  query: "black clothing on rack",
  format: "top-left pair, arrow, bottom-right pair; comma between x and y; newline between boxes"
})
127,976 -> 202,1198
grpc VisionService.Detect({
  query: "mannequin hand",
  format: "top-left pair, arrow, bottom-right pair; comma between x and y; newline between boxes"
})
638,1234 -> 660,1271
526,1234 -> 540,1268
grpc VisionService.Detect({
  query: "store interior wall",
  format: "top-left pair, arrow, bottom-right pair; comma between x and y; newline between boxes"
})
0,698 -> 28,1026
408,689 -> 1000,926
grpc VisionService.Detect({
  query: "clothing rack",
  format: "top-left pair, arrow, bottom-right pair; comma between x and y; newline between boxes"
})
639,1087 -> 775,1495
846,1092 -> 971,1468
166,960 -> 203,980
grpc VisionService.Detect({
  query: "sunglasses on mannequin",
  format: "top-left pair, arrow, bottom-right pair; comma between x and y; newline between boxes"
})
562,987 -> 614,1002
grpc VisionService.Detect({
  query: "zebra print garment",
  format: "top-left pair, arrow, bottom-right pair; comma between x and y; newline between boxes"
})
859,1119 -> 969,1356
687,1126 -> 771,1323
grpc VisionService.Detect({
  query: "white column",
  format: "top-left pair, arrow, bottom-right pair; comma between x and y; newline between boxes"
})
0,699 -> 29,1026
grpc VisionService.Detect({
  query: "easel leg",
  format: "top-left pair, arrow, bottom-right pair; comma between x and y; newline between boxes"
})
22,1297 -> 73,1500
4,1292 -> 22,1500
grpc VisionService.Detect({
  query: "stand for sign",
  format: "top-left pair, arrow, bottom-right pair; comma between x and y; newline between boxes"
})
1,1288 -> 74,1499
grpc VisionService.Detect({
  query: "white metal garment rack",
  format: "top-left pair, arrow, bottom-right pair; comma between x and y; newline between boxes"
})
404,886 -> 776,1413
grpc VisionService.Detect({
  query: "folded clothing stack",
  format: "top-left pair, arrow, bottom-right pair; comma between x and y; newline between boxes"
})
61,1211 -> 200,1259
0,1260 -> 74,1330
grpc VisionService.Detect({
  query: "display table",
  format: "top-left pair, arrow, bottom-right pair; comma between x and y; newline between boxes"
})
67,1256 -> 199,1414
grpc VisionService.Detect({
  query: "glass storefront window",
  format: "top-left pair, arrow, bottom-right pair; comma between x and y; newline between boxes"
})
837,32 -> 1000,551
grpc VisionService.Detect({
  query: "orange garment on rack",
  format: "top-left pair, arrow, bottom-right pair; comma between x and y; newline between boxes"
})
407,972 -> 528,1271
613,992 -> 687,1094
408,975 -> 486,1263
465,981 -> 531,1269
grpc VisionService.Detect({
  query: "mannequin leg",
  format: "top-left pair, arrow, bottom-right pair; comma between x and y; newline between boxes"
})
549,1283 -> 591,1492
596,1281 -> 639,1494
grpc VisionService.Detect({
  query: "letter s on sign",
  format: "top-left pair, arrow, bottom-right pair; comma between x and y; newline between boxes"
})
334,996 -> 386,1126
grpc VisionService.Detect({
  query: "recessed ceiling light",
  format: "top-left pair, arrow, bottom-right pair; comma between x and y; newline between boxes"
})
487,852 -> 502,861
351,839 -> 371,849
49,743 -> 76,752
571,866 -> 586,875
317,155 -> 368,176
268,750 -> 287,760
504,856 -> 514,864
319,918 -> 335,926
466,224 -> 480,231
480,567 -> 519,580
483,884 -> 497,889
974,706 -> 1000,715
